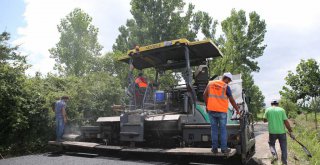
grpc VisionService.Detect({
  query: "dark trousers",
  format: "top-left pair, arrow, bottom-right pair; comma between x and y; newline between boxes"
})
135,88 -> 146,108
268,133 -> 287,164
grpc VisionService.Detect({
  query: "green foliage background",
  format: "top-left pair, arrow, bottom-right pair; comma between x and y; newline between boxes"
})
0,32 -> 50,155
0,31 -> 123,156
288,114 -> 320,164
280,49 -> 320,165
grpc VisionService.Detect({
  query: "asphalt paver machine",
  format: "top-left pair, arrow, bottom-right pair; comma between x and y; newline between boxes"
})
50,39 -> 255,164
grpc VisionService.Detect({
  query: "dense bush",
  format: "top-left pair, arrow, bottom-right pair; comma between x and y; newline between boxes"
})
0,32 -> 50,155
0,32 -> 123,156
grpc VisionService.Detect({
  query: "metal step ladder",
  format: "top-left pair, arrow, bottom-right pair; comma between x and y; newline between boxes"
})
120,113 -> 144,142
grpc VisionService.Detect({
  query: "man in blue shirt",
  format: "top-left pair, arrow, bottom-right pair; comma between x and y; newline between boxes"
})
54,96 -> 69,142
203,72 -> 239,154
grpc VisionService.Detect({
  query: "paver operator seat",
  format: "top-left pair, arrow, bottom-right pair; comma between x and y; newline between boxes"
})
193,65 -> 209,102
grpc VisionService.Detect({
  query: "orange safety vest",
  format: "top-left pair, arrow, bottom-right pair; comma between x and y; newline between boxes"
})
206,80 -> 229,113
135,77 -> 148,88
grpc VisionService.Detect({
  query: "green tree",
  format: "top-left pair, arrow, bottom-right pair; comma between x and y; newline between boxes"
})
242,72 -> 265,117
279,98 -> 299,118
282,59 -> 320,127
66,72 -> 123,124
91,52 -> 115,74
1,31 -> 28,153
112,0 -> 217,89
113,0 -> 206,52
0,32 -> 49,155
283,59 -> 320,101
205,9 -> 267,75
49,8 -> 103,76
33,72 -> 123,125
203,9 -> 267,116
280,86 -> 299,103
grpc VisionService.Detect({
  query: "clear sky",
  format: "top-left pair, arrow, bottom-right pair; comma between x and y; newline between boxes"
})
0,0 -> 25,39
1,0 -> 319,104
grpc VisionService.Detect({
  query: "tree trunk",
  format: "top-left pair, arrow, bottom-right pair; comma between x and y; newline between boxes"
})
304,101 -> 307,121
313,97 -> 319,129
306,112 -> 307,121
315,110 -> 318,130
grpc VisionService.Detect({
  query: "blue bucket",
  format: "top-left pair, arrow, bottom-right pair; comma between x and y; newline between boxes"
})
155,91 -> 165,102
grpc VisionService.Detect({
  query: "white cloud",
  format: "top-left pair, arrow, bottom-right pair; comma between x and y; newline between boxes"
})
188,0 -> 320,30
15,0 -> 320,104
15,0 -> 131,76
187,0 -> 320,104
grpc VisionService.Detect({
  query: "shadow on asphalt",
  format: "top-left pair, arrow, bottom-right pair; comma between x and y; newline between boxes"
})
45,151 -> 99,158
44,152 -> 63,157
45,150 -> 263,165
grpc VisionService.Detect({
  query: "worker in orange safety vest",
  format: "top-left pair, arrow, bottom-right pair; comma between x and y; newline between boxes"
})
203,72 -> 240,154
135,72 -> 148,88
135,72 -> 148,108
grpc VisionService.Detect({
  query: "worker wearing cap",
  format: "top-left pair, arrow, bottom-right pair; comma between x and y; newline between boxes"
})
54,96 -> 69,142
203,72 -> 240,154
263,99 -> 294,165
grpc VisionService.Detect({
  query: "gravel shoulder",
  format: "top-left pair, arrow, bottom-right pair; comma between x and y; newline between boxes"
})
253,122 -> 293,165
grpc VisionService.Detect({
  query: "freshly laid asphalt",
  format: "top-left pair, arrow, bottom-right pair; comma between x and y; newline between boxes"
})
0,154 -> 163,165
0,123 -> 269,165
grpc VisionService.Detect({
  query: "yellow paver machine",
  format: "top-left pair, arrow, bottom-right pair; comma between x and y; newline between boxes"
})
49,39 -> 255,164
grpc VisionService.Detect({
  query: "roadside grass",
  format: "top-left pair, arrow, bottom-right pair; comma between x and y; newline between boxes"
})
288,114 -> 320,165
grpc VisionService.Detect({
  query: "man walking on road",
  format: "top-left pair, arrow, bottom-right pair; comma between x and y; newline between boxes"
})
54,96 -> 69,142
263,99 -> 294,165
203,72 -> 240,154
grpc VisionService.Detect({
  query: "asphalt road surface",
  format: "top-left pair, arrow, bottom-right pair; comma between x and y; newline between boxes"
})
0,123 -> 267,165
0,153 -> 166,165
0,152 -> 254,165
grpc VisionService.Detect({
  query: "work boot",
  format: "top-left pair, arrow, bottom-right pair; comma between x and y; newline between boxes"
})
221,148 -> 231,153
211,148 -> 218,154
281,160 -> 287,165
271,154 -> 278,164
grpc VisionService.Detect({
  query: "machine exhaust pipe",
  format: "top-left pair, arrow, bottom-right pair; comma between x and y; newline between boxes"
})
184,94 -> 188,113
184,94 -> 195,115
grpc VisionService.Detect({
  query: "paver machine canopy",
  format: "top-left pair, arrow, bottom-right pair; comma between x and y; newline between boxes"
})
119,38 -> 223,70
119,39 -> 223,113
